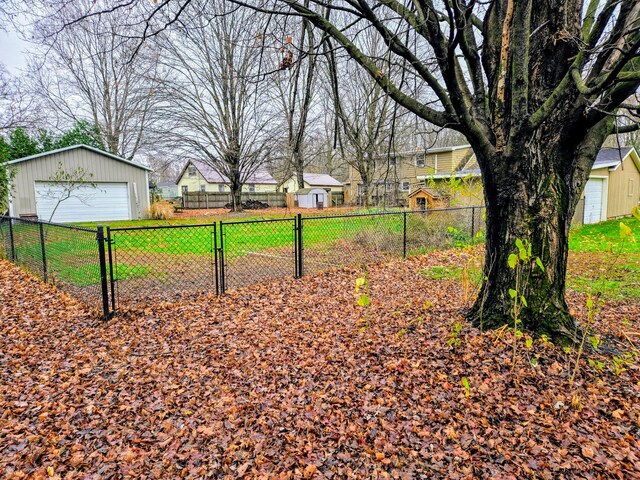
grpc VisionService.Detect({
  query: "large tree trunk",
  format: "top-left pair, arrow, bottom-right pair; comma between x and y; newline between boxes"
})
229,180 -> 243,212
467,134 -> 601,341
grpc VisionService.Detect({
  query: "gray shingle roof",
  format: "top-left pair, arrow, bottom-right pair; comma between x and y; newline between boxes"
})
592,147 -> 634,169
302,173 -> 343,186
187,159 -> 277,184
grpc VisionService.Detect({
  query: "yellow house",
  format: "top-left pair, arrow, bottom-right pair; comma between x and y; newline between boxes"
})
421,146 -> 640,223
176,159 -> 277,195
280,173 -> 343,193
344,145 -> 474,204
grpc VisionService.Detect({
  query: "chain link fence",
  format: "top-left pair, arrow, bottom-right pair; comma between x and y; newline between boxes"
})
0,216 -> 106,313
1,206 -> 484,315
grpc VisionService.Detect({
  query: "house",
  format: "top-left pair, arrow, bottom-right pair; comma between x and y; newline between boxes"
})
344,144 -> 474,205
295,188 -> 329,209
177,159 -> 277,195
6,144 -> 151,222
408,187 -> 449,210
578,147 -> 640,223
419,146 -> 640,224
280,173 -> 343,193
155,181 -> 179,200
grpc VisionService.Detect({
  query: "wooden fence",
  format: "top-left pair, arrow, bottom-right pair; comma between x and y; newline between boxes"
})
182,192 -> 286,209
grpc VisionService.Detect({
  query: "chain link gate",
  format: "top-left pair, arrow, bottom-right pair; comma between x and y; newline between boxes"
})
218,217 -> 298,292
106,223 -> 218,310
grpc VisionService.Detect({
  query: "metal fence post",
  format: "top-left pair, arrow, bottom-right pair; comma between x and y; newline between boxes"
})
106,226 -> 116,312
403,211 -> 407,258
471,206 -> 476,242
8,217 -> 16,261
219,222 -> 226,293
96,225 -> 110,319
38,222 -> 48,283
297,213 -> 304,277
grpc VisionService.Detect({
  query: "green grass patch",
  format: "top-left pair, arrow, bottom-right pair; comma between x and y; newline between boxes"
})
570,216 -> 640,253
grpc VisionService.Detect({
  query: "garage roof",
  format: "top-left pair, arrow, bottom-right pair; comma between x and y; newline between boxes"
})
592,147 -> 636,170
5,144 -> 153,171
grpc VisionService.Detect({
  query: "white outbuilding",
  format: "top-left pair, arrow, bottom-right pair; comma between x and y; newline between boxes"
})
295,188 -> 329,209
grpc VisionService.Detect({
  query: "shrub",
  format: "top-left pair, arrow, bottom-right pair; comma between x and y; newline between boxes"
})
148,201 -> 173,220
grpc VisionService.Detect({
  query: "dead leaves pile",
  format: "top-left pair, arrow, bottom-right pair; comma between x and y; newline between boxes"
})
1,250 -> 639,479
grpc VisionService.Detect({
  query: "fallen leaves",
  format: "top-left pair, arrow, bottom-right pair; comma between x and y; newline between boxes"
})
1,250 -> 639,478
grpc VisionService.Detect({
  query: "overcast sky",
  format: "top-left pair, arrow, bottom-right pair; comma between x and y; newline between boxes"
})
0,27 -> 30,73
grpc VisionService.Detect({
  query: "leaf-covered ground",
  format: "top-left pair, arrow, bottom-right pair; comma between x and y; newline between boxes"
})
1,249 -> 639,479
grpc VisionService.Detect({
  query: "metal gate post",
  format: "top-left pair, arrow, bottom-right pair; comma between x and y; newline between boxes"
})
403,211 -> 407,258
39,222 -> 48,283
106,226 -> 116,312
296,213 -> 304,278
8,217 -> 16,261
213,223 -> 219,295
293,216 -> 299,278
218,222 -> 226,293
96,225 -> 110,319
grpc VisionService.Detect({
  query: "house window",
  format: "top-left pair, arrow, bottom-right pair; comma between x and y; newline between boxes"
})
248,184 -> 256,192
402,181 -> 410,191
181,185 -> 188,195
389,157 -> 397,167
416,155 -> 425,167
218,184 -> 225,192
188,165 -> 197,176
200,185 -> 206,192
357,184 -> 364,195
629,179 -> 634,197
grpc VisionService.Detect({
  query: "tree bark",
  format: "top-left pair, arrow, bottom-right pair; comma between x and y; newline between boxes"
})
467,134 -> 599,341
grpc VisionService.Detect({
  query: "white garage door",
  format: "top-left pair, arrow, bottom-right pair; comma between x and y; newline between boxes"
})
583,178 -> 604,224
35,182 -> 131,223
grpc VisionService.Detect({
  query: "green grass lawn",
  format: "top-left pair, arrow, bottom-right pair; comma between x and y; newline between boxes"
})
418,216 -> 640,301
568,216 -> 640,301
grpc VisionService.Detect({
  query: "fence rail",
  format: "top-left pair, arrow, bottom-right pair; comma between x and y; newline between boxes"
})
0,206 -> 484,317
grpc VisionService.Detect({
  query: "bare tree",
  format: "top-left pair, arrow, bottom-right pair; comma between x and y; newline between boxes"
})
270,12 -> 322,190
325,31 -> 396,207
0,65 -> 41,132
156,2 -> 274,211
27,0 -> 161,159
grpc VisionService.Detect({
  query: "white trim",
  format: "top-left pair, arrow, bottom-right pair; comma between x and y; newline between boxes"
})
144,171 -> 150,219
417,171 -> 482,180
601,177 -> 609,220
588,175 -> 608,179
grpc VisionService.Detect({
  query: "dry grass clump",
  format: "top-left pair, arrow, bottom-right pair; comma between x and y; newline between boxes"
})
147,200 -> 173,220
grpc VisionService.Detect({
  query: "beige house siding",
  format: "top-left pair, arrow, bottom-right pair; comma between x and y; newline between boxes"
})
346,146 -> 473,199
9,147 -> 150,219
177,169 -> 276,194
603,155 -> 640,218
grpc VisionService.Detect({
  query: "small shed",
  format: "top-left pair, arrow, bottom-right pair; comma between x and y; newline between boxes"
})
408,187 -> 449,210
295,188 -> 329,209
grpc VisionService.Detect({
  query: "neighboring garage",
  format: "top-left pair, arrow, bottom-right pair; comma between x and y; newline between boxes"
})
6,144 -> 151,222
576,147 -> 640,225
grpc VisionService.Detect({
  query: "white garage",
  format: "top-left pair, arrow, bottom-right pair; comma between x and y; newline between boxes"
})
6,144 -> 151,222
583,178 -> 607,224
35,182 -> 131,223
